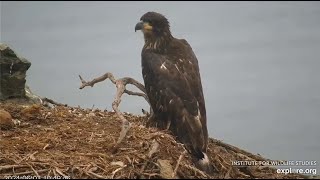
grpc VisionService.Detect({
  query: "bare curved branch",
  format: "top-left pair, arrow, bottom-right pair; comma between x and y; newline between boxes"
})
78,72 -> 151,150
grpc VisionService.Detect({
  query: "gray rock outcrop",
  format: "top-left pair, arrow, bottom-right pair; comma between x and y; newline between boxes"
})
0,43 -> 31,100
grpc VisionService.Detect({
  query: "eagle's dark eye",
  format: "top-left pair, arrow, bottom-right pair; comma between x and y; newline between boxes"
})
144,20 -> 152,25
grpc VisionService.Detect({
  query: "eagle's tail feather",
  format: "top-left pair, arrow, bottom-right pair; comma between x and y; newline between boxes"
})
195,152 -> 215,175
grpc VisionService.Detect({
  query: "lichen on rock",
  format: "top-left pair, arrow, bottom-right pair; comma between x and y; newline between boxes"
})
0,43 -> 31,100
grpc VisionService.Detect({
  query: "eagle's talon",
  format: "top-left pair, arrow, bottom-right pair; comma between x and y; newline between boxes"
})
165,120 -> 171,131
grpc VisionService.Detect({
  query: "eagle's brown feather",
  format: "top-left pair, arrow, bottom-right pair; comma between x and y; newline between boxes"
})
136,12 -> 213,174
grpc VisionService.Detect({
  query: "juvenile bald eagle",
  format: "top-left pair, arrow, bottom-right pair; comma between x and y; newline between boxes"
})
135,12 -> 213,174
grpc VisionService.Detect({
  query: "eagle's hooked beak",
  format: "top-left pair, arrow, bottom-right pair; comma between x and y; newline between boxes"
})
135,21 -> 153,32
135,22 -> 143,32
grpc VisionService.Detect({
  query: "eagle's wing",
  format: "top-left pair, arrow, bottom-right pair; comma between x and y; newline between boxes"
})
142,41 -> 207,156
179,39 -> 208,148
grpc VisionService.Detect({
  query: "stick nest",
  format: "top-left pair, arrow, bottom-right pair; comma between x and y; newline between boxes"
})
0,100 -> 311,179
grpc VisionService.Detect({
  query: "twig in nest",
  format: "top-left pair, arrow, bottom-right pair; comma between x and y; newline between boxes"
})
141,172 -> 160,177
111,167 -> 125,179
26,162 -> 40,177
139,131 -> 173,140
173,150 -> 187,178
79,73 -> 150,152
140,140 -> 160,173
42,97 -> 67,107
2,169 -> 49,176
184,164 -> 208,178
18,151 -> 38,163
224,167 -> 233,178
148,140 -> 160,158
55,167 -> 68,178
0,165 -> 29,171
43,144 -> 50,150
75,152 -> 111,160
85,170 -> 107,179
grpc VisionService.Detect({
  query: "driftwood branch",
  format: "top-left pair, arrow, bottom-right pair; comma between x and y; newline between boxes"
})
78,72 -> 151,152
211,139 -> 273,162
79,73 -> 149,104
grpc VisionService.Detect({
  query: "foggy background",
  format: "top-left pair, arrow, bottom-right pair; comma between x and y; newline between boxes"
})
1,1 -> 319,174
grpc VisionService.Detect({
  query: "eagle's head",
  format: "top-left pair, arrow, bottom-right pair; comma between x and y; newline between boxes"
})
135,12 -> 172,44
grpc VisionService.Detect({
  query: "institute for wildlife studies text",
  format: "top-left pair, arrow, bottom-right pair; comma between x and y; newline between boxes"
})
232,160 -> 317,166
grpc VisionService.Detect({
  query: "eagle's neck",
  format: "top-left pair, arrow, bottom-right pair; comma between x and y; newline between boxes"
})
143,32 -> 173,53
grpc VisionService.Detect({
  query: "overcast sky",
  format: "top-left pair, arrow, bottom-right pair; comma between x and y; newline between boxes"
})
2,1 -> 320,174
